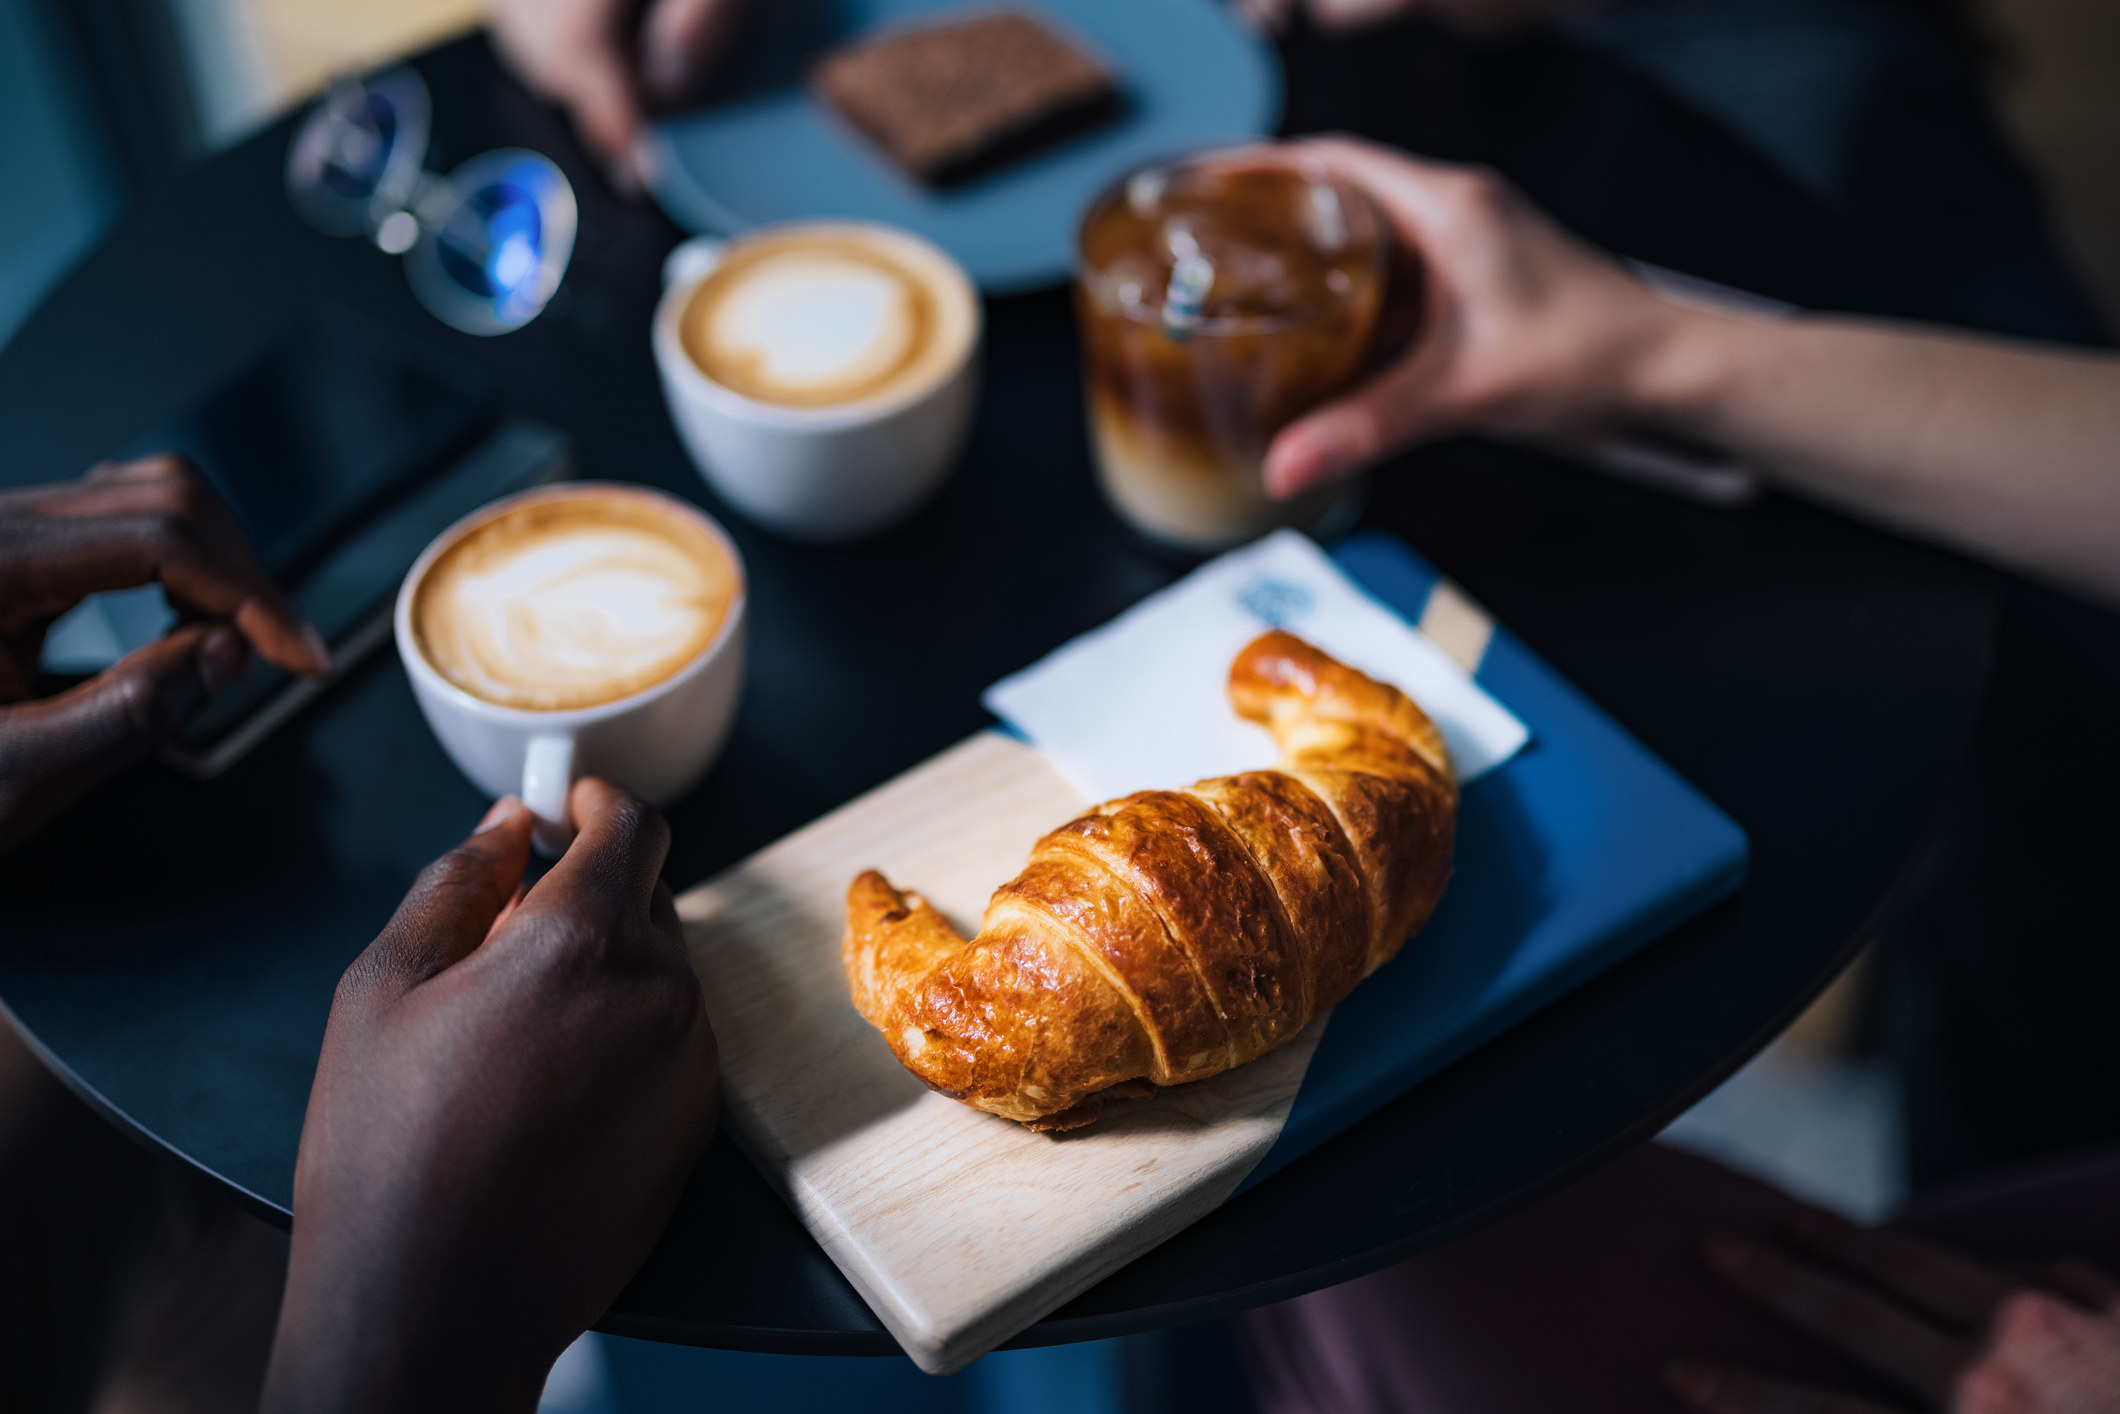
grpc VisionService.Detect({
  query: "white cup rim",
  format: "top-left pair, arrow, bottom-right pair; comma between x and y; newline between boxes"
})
393,480 -> 748,727
652,220 -> 983,430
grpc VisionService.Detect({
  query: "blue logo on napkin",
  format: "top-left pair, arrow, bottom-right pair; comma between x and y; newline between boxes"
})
1236,575 -> 1315,627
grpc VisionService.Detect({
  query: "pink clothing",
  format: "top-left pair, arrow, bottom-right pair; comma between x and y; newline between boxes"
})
1243,1140 -> 2120,1414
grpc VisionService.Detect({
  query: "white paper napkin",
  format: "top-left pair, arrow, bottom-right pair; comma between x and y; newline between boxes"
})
983,531 -> 1530,801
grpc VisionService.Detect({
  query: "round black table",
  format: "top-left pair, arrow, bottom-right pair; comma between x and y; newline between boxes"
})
0,26 -> 1995,1355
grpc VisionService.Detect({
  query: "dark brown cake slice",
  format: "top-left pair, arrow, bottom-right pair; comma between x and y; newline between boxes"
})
812,9 -> 1124,187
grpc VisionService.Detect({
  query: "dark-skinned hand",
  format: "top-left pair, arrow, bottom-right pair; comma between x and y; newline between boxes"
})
1668,1204 -> 2120,1414
0,454 -> 328,851
261,782 -> 719,1414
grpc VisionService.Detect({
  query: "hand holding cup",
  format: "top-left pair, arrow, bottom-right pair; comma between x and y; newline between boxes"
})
262,784 -> 719,1412
1255,137 -> 1685,500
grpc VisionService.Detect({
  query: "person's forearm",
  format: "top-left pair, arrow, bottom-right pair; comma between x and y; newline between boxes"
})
1630,305 -> 2120,607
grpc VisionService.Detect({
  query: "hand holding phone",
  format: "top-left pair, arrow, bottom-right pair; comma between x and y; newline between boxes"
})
0,455 -> 329,850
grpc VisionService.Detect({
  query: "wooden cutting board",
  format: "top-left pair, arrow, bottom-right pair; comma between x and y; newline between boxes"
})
675,730 -> 1325,1375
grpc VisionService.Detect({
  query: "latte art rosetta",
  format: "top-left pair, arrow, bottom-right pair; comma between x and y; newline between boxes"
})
414,493 -> 738,712
438,530 -> 711,703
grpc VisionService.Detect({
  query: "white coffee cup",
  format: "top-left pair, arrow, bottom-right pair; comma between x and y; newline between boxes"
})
395,482 -> 747,853
652,221 -> 982,543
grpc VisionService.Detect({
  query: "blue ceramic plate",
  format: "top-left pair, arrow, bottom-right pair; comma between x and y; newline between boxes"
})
644,0 -> 1281,292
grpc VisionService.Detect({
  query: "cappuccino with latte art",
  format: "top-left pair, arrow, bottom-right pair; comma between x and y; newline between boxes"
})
678,226 -> 977,410
412,487 -> 740,712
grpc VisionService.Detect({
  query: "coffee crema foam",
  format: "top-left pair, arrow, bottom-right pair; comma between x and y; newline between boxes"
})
680,232 -> 972,408
414,492 -> 738,712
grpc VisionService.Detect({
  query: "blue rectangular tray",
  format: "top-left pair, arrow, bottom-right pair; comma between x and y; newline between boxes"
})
1237,531 -> 1749,1190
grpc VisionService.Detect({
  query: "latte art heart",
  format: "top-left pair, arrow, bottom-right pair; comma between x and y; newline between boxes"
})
415,491 -> 739,712
700,253 -> 918,403
678,229 -> 974,409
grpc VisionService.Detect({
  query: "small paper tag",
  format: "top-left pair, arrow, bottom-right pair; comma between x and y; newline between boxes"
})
983,531 -> 1530,802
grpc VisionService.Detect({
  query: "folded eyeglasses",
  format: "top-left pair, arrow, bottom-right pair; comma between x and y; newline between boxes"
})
287,66 -> 577,336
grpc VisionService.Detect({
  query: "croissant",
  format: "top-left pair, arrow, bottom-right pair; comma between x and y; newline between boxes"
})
843,630 -> 1457,1130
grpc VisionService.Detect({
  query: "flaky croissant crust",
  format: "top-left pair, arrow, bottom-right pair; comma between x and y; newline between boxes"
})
844,630 -> 1457,1130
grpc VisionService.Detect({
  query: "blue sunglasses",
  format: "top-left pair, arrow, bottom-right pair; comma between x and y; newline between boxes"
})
287,67 -> 576,336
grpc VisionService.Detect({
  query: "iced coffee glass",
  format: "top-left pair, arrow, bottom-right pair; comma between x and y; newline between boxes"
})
1074,151 -> 1387,551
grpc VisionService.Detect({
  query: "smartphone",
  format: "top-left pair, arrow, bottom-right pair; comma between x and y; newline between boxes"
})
40,310 -> 572,776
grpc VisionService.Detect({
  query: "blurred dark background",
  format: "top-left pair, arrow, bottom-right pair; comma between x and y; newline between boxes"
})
4,0 -> 2116,350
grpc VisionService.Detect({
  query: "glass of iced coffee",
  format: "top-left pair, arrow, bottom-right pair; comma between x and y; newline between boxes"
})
1074,151 -> 1388,551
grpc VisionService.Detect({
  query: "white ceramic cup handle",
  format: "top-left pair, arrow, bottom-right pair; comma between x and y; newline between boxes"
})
662,235 -> 727,290
522,733 -> 577,857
